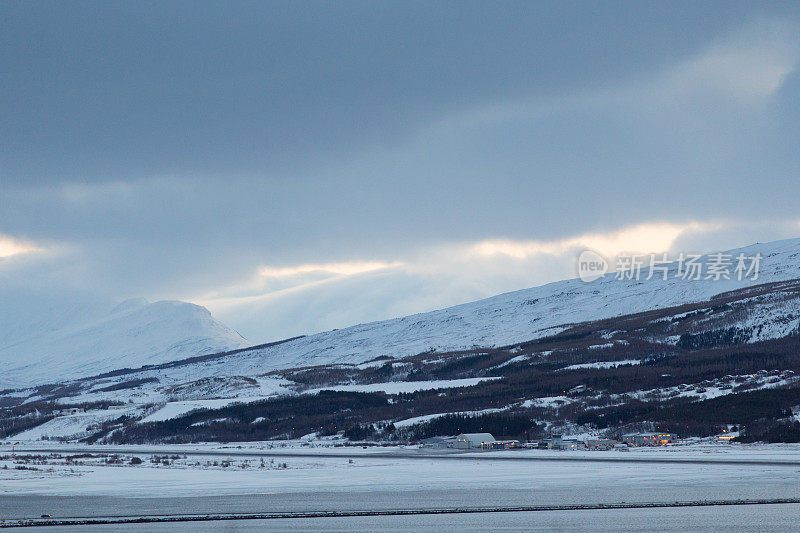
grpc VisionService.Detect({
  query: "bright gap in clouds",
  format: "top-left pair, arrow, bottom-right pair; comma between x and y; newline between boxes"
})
196,220 -> 743,341
195,260 -> 405,309
0,235 -> 42,259
258,261 -> 403,278
468,221 -> 722,260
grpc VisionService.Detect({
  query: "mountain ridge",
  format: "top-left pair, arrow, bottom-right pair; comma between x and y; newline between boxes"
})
211,237 -> 800,373
2,237 -> 799,443
0,299 -> 248,388
2,237 -> 799,390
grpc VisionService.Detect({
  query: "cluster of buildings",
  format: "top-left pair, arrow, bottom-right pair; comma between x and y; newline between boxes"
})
539,434 -> 620,450
421,433 -> 516,450
420,431 -> 679,450
676,370 -> 794,394
621,432 -> 678,446
538,432 -> 679,449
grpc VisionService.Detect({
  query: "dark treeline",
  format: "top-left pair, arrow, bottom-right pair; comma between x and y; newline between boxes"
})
0,413 -> 54,439
105,339 -> 800,443
110,391 -> 394,443
737,420 -> 800,443
400,413 -> 543,442
569,385 -> 800,437
0,399 -> 125,439
95,377 -> 159,392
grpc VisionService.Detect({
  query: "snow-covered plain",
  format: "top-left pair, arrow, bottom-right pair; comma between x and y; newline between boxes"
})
2,442 -> 799,499
4,444 -> 799,531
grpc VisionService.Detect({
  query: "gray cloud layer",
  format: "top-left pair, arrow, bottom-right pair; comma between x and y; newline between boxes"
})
2,2 -> 800,342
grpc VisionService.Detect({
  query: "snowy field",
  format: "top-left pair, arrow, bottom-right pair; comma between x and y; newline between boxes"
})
3,450 -> 799,498
19,504 -> 798,533
1,442 -> 799,530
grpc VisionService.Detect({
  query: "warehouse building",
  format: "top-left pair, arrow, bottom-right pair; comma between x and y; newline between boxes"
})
455,433 -> 496,449
586,438 -> 616,450
622,432 -> 677,446
487,440 -> 520,450
420,436 -> 458,449
542,433 -> 584,450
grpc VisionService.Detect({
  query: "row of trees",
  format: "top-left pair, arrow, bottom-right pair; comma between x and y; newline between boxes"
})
399,413 -> 542,442
737,420 -> 800,443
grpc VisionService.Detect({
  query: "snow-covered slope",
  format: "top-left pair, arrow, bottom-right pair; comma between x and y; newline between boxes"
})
184,238 -> 798,376
3,238 -> 799,442
4,238 -> 800,391
0,299 -> 248,388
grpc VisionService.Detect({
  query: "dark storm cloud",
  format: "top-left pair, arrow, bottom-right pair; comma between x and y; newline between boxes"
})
1,0 -> 770,183
1,1 -> 799,341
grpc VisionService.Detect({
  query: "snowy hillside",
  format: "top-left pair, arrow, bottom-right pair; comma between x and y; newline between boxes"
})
2,238 -> 799,443
201,238 -> 800,374
0,299 -> 248,388
3,238 -> 799,391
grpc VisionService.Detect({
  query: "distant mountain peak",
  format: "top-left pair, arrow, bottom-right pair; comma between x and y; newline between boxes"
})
110,297 -> 150,314
0,297 -> 248,389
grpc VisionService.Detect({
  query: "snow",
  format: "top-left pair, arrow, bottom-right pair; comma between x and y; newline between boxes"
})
587,343 -> 615,350
307,377 -> 500,395
493,354 -> 530,368
616,374 -> 800,404
735,294 -> 800,343
0,299 -> 248,389
11,407 -> 138,441
117,238 -> 800,384
393,407 -> 509,428
2,442 -> 800,499
356,359 -> 393,369
140,397 -> 276,423
560,359 -> 641,371
522,396 -> 575,408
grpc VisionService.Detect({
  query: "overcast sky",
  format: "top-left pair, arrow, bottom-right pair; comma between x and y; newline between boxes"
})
2,1 -> 800,342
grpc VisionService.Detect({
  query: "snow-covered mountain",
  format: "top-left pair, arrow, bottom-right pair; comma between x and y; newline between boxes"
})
2,237 -> 799,443
192,238 -> 800,374
3,238 -> 800,391
0,298 -> 248,388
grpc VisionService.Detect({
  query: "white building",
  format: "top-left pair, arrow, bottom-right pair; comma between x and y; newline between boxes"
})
585,438 -> 615,450
543,433 -> 584,450
455,433 -> 495,449
420,436 -> 458,449
622,432 -> 677,446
